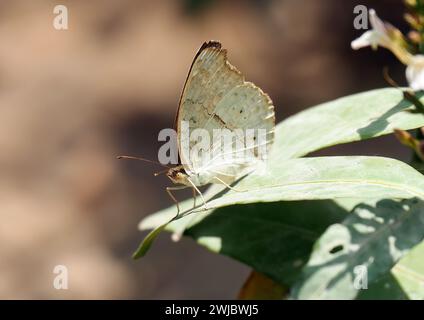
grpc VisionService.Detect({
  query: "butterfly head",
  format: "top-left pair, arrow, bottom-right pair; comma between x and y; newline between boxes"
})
167,165 -> 190,186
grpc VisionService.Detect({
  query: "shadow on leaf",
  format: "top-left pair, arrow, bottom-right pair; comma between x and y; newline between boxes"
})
357,92 -> 423,139
291,198 -> 424,299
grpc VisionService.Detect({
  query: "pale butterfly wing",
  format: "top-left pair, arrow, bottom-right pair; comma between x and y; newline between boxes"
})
176,41 -> 275,185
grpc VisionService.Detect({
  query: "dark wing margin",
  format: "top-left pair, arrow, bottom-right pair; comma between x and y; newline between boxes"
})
173,40 -> 222,130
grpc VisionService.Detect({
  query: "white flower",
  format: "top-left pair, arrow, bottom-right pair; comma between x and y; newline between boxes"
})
406,55 -> 424,91
351,9 -> 412,65
351,9 -> 424,90
352,10 -> 391,49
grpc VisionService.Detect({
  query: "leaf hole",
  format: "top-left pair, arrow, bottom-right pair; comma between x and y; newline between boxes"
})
329,245 -> 344,254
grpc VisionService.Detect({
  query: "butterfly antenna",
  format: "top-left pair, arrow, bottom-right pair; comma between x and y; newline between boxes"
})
116,155 -> 170,169
153,168 -> 169,176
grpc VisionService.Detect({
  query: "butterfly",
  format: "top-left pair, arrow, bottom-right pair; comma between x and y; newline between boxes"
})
165,40 -> 275,212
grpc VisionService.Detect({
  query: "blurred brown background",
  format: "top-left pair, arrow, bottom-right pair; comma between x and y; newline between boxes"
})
0,0 -> 413,299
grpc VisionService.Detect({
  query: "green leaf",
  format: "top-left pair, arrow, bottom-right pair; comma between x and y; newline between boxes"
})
142,200 -> 350,285
390,240 -> 424,299
358,241 -> 424,300
132,221 -> 170,259
356,273 -> 409,300
276,88 -> 424,160
291,198 -> 424,300
185,156 -> 424,214
137,155 -> 424,260
141,197 -> 424,299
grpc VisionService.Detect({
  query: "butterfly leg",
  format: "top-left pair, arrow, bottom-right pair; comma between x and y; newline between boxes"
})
187,179 -> 208,209
213,176 -> 243,192
168,186 -> 194,243
166,185 -> 188,216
